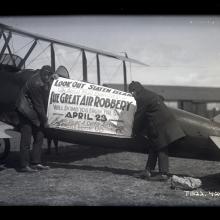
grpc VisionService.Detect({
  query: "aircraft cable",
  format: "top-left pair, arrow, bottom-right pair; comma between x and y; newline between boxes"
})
108,62 -> 123,83
10,37 -> 20,66
38,41 -> 51,63
10,37 -> 15,54
70,51 -> 83,81
119,51 -> 133,84
56,53 -> 69,71
84,54 -> 97,80
26,44 -> 50,67
87,54 -> 96,68
99,59 -> 121,83
72,51 -> 83,81
14,39 -> 35,54
54,46 -> 71,70
129,62 -> 133,82
55,51 -> 62,67
69,50 -> 81,73
100,60 -> 108,83
4,35 -> 16,66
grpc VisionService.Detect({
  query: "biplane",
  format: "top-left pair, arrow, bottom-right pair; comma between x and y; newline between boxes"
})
1,22 -> 220,164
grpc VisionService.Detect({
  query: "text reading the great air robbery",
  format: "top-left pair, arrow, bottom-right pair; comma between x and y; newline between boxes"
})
49,92 -> 132,111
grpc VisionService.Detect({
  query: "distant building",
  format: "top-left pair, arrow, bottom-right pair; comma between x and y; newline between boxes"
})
105,84 -> 220,119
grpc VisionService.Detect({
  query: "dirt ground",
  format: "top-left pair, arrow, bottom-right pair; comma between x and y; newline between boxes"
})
1,131 -> 220,206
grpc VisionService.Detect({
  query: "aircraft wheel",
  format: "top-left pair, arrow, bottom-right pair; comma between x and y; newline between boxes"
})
0,139 -> 10,164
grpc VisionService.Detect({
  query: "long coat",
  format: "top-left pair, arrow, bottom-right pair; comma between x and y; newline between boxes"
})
131,82 -> 185,149
16,70 -> 49,127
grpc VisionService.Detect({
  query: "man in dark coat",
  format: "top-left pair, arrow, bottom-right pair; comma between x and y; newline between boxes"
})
128,81 -> 185,181
16,65 -> 55,172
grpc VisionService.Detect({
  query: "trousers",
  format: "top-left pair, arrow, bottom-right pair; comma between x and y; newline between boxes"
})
145,144 -> 169,174
19,114 -> 44,168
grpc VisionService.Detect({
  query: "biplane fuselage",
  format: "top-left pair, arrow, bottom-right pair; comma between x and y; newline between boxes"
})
1,22 -> 220,163
1,68 -> 220,162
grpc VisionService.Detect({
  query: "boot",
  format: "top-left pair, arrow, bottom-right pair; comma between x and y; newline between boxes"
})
19,166 -> 38,173
133,169 -> 152,180
148,173 -> 169,182
31,164 -> 50,170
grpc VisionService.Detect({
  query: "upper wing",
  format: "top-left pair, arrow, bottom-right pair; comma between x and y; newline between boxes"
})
0,23 -> 149,66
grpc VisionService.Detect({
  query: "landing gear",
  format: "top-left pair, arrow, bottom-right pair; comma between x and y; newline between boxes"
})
0,139 -> 10,164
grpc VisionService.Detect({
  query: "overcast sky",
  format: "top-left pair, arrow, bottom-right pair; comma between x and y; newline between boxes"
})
1,15 -> 220,87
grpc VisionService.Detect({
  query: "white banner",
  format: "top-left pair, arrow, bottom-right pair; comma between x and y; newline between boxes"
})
47,78 -> 136,137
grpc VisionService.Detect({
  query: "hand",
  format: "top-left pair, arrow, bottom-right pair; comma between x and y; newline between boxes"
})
33,120 -> 40,127
51,73 -> 59,80
54,73 -> 59,79
44,120 -> 49,128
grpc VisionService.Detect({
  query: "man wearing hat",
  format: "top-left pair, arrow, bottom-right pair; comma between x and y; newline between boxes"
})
129,81 -> 185,181
16,65 -> 56,172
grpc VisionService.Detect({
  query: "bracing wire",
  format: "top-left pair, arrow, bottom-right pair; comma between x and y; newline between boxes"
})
99,59 -> 121,84
108,62 -> 123,83
100,61 -> 108,83
10,37 -> 19,66
10,36 -> 15,54
87,55 -> 96,68
70,52 -> 82,81
55,49 -> 70,69
69,51 -> 81,73
26,44 -> 50,67
14,39 -> 35,54
129,62 -> 132,82
38,41 -> 51,63
56,53 -> 65,69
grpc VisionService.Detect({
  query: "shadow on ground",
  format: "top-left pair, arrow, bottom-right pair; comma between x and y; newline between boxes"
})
1,144 -> 143,177
2,144 -> 220,191
1,144 -> 124,168
47,162 -> 138,177
200,173 -> 220,191
42,144 -> 124,163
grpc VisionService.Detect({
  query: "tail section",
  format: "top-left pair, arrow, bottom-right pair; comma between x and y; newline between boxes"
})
210,136 -> 220,150
212,114 -> 220,124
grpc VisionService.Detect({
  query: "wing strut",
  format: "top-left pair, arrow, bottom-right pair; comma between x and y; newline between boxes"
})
50,43 -> 56,72
0,22 -> 149,88
0,31 -> 11,61
0,23 -> 148,66
2,32 -> 16,67
18,40 -> 37,69
96,54 -> 101,85
82,50 -> 87,82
